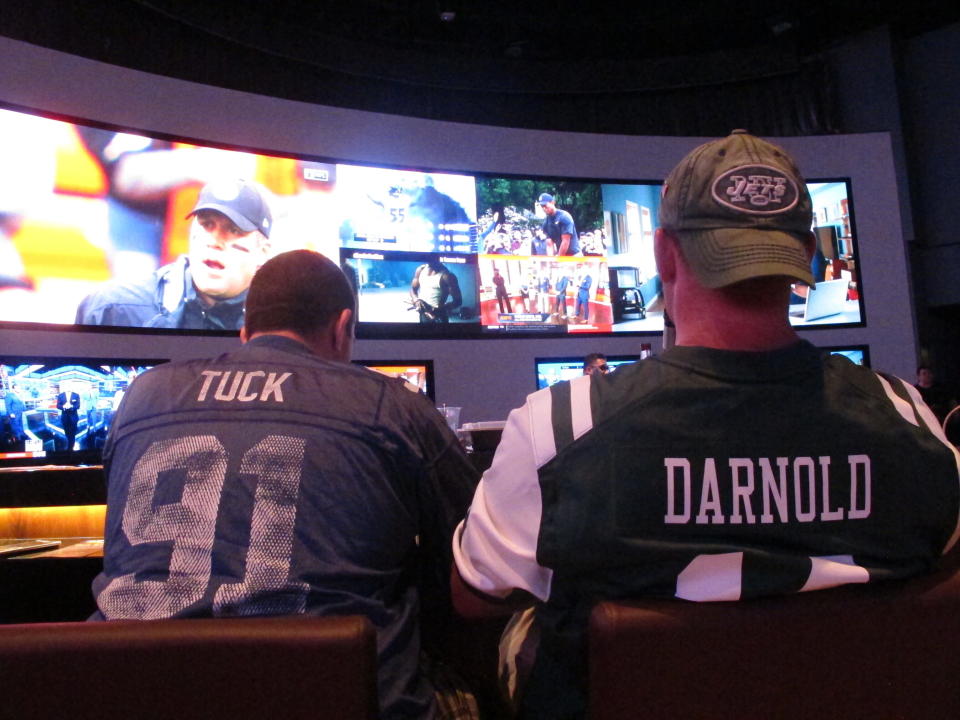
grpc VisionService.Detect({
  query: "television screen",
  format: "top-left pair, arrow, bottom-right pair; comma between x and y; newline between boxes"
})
822,345 -> 870,367
788,182 -> 863,327
353,359 -> 435,400
535,354 -> 643,390
0,104 -> 864,338
0,357 -> 166,467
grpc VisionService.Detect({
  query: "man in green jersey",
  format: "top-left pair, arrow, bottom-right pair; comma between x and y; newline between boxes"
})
450,130 -> 960,720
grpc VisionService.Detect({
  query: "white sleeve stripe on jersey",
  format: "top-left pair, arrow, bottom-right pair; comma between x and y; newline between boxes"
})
901,381 -> 960,554
675,552 -> 871,602
569,374 -> 594,441
800,555 -> 870,592
876,373 -> 920,427
675,552 -> 743,601
452,397 -> 555,602
528,387 -> 558,468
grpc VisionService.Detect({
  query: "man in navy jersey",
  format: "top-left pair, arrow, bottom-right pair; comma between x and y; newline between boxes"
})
92,249 -> 479,719
451,131 -> 960,719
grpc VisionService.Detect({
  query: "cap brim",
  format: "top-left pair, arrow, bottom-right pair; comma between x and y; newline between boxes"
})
187,203 -> 258,234
677,227 -> 815,289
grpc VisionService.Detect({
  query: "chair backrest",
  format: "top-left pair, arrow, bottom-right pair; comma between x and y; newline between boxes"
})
0,614 -> 378,720
943,403 -> 960,447
588,563 -> 960,720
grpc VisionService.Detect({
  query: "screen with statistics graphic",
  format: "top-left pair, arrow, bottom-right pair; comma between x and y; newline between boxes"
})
0,356 -> 166,468
0,103 -> 864,338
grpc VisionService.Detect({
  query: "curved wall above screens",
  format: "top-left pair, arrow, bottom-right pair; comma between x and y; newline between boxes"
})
0,37 -> 916,423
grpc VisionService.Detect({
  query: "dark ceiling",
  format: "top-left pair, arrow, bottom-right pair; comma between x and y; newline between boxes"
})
4,0 -> 959,92
1,1 -> 958,135
138,0 -> 960,66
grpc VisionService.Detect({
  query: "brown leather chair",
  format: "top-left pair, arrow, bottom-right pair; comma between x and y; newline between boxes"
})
588,562 -> 960,720
0,614 -> 378,720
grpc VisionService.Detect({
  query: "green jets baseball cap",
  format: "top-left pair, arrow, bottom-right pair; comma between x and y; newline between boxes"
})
659,129 -> 815,289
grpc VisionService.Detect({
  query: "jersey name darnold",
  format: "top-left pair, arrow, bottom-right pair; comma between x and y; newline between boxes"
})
196,370 -> 292,402
664,454 -> 871,525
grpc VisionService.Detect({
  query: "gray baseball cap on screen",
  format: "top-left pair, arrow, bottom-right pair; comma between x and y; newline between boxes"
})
187,179 -> 273,238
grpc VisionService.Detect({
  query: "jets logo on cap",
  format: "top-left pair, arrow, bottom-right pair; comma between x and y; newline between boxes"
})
711,164 -> 799,216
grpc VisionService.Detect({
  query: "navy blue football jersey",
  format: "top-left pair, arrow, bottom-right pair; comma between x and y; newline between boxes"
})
94,334 -> 477,719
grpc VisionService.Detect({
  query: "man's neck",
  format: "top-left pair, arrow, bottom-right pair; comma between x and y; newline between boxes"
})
672,279 -> 801,352
675,315 -> 800,351
246,329 -> 345,363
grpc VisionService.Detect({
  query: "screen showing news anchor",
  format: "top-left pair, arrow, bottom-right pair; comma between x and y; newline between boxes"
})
0,358 -> 164,466
0,105 -> 864,338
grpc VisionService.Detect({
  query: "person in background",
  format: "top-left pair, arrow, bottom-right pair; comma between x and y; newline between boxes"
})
525,270 -> 539,315
2,384 -> 27,450
92,249 -> 480,720
451,130 -> 960,719
574,265 -> 593,323
553,267 -> 571,318
537,269 -> 551,314
531,229 -> 549,256
56,381 -> 81,451
75,178 -> 273,331
582,353 -> 609,376
492,268 -> 512,314
915,365 -> 958,426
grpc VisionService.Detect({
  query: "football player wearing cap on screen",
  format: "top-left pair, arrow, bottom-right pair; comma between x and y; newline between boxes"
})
75,178 -> 272,330
451,131 -> 960,720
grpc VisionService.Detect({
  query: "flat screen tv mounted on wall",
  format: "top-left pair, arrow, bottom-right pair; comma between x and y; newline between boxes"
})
353,359 -> 435,401
0,356 -> 167,468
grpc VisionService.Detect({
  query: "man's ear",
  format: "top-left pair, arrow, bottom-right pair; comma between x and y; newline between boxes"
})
239,325 -> 250,344
332,308 -> 354,360
654,227 -> 678,284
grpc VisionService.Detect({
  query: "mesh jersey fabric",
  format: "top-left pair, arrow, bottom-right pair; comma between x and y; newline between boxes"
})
92,334 -> 478,720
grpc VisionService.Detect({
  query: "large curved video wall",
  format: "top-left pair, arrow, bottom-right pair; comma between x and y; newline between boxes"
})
0,37 -> 917,422
0,105 -> 862,339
